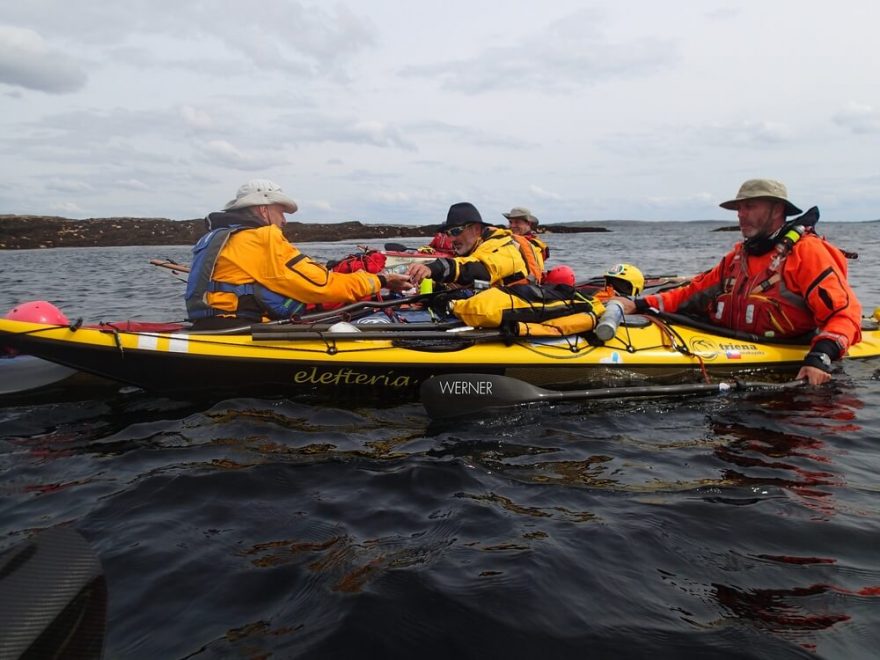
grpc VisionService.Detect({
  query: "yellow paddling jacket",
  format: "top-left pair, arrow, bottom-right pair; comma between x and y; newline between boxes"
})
424,227 -> 541,287
187,212 -> 384,321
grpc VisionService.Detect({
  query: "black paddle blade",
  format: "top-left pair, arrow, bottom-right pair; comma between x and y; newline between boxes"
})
0,526 -> 107,659
794,206 -> 819,228
384,242 -> 414,252
420,373 -> 555,419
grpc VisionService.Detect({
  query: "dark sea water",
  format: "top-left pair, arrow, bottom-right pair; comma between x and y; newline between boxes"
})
2,222 -> 880,659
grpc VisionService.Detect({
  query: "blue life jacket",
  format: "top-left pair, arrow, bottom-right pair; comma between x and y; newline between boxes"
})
185,220 -> 307,322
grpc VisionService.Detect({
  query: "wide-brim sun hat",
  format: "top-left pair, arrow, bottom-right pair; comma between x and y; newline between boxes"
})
225,179 -> 298,213
719,179 -> 802,216
502,206 -> 538,226
441,202 -> 485,230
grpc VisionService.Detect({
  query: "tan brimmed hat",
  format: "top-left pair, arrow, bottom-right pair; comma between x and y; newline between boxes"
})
719,179 -> 802,216
225,179 -> 298,213
502,206 -> 538,226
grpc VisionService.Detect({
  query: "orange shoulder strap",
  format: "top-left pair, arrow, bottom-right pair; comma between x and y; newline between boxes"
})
511,234 -> 543,282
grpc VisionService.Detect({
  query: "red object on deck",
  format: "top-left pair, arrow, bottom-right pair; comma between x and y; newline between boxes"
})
544,265 -> 576,286
4,300 -> 70,325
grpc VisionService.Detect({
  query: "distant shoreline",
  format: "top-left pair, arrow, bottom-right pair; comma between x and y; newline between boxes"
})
0,215 -> 609,250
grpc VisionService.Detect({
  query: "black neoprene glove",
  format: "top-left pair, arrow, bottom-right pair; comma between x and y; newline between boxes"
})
633,298 -> 651,313
803,339 -> 840,373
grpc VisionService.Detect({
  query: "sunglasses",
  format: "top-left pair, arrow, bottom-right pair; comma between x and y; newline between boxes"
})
445,223 -> 473,237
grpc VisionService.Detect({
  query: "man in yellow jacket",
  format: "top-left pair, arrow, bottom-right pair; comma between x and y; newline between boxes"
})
185,179 -> 410,329
406,202 -> 540,290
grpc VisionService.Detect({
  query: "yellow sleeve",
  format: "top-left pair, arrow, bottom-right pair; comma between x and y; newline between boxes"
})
219,226 -> 382,304
463,234 -> 528,284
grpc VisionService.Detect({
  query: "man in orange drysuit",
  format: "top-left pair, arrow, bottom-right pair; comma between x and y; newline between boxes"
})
613,179 -> 861,386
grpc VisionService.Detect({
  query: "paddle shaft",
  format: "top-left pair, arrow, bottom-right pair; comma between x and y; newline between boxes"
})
253,320 -> 462,334
252,329 -> 498,341
149,259 -> 191,273
290,292 -> 433,323
532,381 -> 733,403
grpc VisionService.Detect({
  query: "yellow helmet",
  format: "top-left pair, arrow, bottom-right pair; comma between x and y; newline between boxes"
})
604,263 -> 644,297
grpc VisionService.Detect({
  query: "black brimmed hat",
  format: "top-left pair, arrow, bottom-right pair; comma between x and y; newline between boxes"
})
441,202 -> 484,230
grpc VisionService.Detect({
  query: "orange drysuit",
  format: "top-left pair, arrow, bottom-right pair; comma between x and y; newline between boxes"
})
642,233 -> 861,354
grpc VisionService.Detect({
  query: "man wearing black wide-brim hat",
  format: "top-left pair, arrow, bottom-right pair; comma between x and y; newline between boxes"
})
613,178 -> 862,386
406,202 -> 541,289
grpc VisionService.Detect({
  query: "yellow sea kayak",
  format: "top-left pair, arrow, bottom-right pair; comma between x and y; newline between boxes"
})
1,311 -> 878,399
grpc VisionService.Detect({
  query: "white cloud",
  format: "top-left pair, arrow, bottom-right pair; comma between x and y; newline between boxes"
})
46,180 -> 93,193
1,2 -> 376,79
833,102 -> 880,134
371,191 -> 411,204
407,120 -> 534,149
115,178 -> 150,191
704,6 -> 741,20
180,105 -> 214,130
196,140 -> 277,171
529,185 -> 562,201
704,120 -> 794,146
275,114 -> 418,150
1,1 -> 880,222
400,9 -> 676,94
49,201 -> 86,214
0,25 -> 87,93
348,121 -> 416,151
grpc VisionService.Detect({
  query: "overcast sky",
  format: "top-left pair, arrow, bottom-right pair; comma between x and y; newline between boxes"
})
1,1 -> 878,224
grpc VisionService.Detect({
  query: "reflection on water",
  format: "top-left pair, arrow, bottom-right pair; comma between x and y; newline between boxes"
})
3,359 -> 879,658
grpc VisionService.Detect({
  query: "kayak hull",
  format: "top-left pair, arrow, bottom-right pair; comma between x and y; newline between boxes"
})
2,316 -> 879,400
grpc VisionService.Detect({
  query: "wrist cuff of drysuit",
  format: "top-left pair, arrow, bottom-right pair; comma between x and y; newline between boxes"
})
803,339 -> 840,372
811,339 -> 841,360
633,297 -> 651,313
428,259 -> 453,283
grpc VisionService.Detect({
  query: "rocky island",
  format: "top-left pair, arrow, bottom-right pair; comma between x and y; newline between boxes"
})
0,215 -> 608,250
